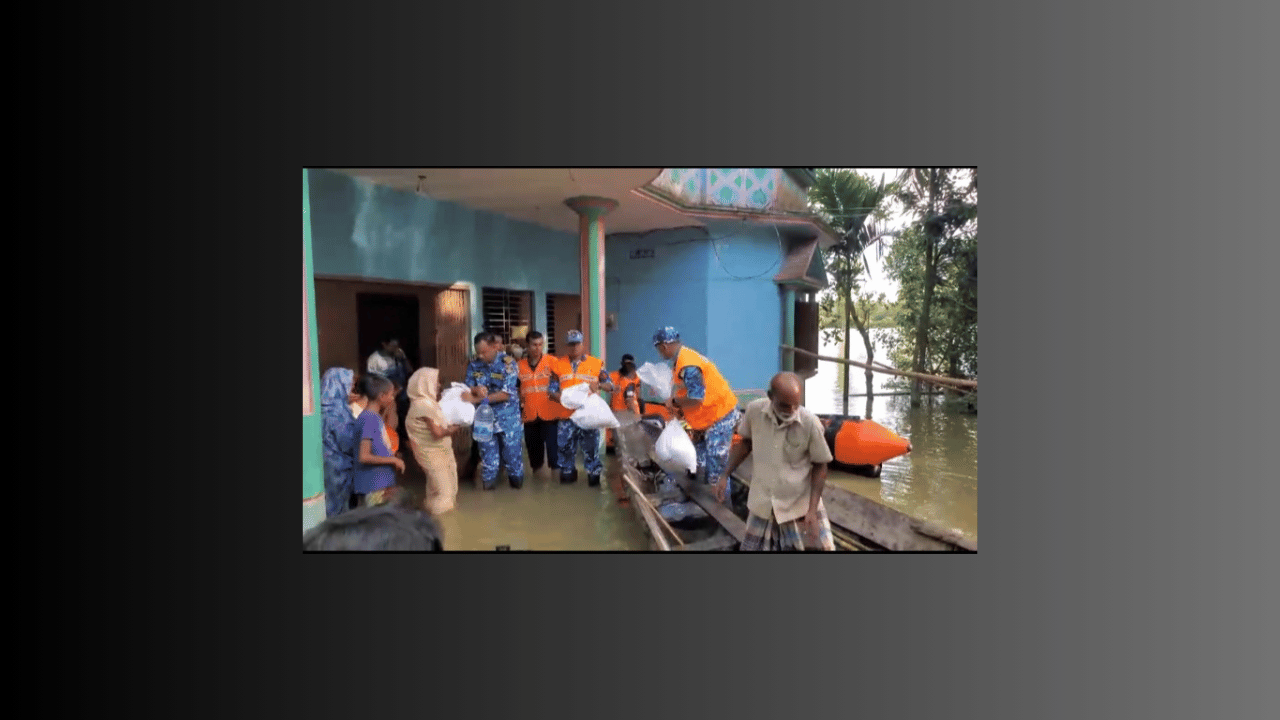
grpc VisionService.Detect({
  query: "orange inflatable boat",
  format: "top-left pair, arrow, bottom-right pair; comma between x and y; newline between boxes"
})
817,415 -> 911,478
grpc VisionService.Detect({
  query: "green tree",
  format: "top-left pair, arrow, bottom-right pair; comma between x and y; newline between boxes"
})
808,170 -> 896,414
883,168 -> 978,404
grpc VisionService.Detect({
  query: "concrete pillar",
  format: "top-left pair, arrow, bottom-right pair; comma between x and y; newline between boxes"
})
564,196 -> 618,363
782,285 -> 796,372
303,169 -> 325,534
565,196 -> 617,464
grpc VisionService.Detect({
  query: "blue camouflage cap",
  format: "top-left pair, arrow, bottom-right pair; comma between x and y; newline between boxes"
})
566,329 -> 584,344
653,326 -> 679,345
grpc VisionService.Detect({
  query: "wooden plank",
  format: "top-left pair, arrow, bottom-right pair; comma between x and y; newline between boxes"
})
622,465 -> 673,551
731,469 -> 973,552
911,519 -> 978,552
816,485 -> 955,552
638,501 -> 673,551
678,533 -> 738,552
630,489 -> 672,551
676,478 -> 747,543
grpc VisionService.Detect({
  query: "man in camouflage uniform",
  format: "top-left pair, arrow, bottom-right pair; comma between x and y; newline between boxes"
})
548,330 -> 614,487
652,326 -> 741,503
465,331 -> 526,490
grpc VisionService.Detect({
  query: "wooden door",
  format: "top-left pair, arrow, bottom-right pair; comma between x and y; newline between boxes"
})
435,287 -> 471,386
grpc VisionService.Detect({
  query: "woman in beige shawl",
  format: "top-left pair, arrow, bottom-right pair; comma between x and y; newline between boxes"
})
406,368 -> 462,514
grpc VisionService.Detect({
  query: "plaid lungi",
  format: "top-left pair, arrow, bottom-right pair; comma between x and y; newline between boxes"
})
740,501 -> 836,551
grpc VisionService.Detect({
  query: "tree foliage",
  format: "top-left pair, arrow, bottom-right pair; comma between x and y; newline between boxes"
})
882,169 -> 978,389
808,170 -> 897,405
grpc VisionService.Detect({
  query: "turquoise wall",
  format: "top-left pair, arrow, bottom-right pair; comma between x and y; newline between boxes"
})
303,170 -> 324,518
306,170 -> 785,397
701,219 -> 785,394
307,169 -> 580,339
605,226 -> 710,372
605,222 -> 784,397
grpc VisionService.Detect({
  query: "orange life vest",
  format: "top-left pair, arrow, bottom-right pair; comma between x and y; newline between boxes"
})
672,346 -> 738,430
609,371 -> 641,412
552,355 -> 604,418
518,354 -> 559,423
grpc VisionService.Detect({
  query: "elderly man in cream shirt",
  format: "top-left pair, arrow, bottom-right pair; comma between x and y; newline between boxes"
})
715,372 -> 836,551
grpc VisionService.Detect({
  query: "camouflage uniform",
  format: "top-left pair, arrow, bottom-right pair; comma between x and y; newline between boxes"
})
653,326 -> 740,499
549,330 -> 614,486
465,351 -> 525,489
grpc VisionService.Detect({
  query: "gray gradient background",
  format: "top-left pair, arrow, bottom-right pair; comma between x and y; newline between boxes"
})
281,2 -> 1280,718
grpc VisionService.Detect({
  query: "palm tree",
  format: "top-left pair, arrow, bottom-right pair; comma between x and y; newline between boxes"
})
808,170 -> 897,415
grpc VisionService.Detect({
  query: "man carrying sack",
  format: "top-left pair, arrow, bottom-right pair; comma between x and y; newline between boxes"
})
651,326 -> 741,503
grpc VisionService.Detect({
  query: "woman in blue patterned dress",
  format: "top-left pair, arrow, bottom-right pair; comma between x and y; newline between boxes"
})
321,368 -> 360,517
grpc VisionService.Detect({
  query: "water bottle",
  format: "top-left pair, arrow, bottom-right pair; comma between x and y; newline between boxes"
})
473,398 -> 495,443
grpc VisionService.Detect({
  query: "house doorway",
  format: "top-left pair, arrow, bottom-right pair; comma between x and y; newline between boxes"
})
357,292 -> 422,370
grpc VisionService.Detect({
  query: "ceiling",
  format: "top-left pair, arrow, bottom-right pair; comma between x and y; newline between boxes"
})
329,168 -> 704,235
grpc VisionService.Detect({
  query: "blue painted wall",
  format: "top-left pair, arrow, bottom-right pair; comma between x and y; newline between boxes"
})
307,169 -> 580,339
605,226 -> 709,372
701,219 -> 785,393
605,222 -> 784,396
306,169 -> 786,394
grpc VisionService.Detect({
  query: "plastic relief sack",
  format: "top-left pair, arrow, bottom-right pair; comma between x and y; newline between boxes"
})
440,383 -> 475,426
653,418 -> 698,475
570,393 -> 620,430
559,383 -> 591,410
636,362 -> 674,401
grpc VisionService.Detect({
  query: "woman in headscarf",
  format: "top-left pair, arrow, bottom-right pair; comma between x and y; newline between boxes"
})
405,368 -> 463,515
321,368 -> 360,517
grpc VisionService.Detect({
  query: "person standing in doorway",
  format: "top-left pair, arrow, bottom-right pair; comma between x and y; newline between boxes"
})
465,332 -> 525,490
548,330 -> 614,487
715,372 -> 836,551
367,335 -> 413,445
652,326 -> 741,502
517,331 -> 561,477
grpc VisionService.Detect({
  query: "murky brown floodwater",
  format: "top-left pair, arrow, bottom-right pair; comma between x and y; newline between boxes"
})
810,331 -> 978,544
427,331 -> 975,551
429,457 -> 651,551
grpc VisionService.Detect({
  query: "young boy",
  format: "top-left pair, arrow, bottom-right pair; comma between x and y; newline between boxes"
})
353,374 -> 405,507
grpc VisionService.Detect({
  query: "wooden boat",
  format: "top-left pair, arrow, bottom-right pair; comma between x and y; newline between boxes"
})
613,412 -> 743,551
729,456 -> 976,552
612,409 -> 975,552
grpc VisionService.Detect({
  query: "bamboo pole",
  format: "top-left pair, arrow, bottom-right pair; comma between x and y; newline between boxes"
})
781,345 -> 977,390
870,360 -> 975,396
620,469 -> 685,547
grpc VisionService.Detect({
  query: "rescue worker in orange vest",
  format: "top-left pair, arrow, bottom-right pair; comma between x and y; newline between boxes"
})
547,329 -> 614,486
606,354 -> 643,450
516,330 -> 561,476
652,326 -> 741,503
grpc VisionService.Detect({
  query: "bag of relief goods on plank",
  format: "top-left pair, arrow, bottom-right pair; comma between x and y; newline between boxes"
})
636,362 -> 674,401
440,384 -> 475,426
558,383 -> 591,410
652,418 -> 698,475
571,393 -> 620,430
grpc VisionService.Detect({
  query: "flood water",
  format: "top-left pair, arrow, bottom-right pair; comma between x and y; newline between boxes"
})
429,331 -> 976,550
429,460 -> 651,551
806,331 -> 978,544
